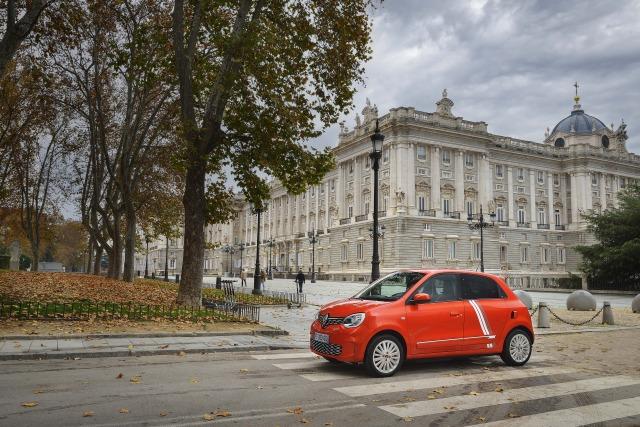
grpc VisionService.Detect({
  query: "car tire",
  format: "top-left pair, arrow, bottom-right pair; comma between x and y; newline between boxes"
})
500,329 -> 532,366
364,334 -> 404,377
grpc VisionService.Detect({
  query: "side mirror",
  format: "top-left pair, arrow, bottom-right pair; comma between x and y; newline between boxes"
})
412,293 -> 431,304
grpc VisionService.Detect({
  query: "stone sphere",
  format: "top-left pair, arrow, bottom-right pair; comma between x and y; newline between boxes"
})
566,290 -> 597,311
513,290 -> 533,309
632,294 -> 640,313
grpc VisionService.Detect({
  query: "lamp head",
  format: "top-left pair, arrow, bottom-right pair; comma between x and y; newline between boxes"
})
370,119 -> 384,153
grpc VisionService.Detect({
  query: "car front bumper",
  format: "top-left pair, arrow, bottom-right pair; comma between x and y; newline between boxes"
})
309,320 -> 364,363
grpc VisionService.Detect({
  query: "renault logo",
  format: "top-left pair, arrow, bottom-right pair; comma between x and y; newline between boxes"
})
320,314 -> 329,328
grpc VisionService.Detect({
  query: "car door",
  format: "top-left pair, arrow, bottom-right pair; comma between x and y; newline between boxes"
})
405,273 -> 465,355
461,274 -> 509,353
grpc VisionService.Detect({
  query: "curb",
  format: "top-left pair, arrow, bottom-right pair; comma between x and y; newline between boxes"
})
0,343 -> 299,361
523,288 -> 638,296
0,328 -> 288,341
535,325 -> 640,336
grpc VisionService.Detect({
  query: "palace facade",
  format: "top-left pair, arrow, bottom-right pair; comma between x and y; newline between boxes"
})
143,90 -> 640,287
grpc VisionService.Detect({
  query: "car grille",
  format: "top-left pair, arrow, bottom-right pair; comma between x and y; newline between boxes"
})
324,317 -> 344,326
311,339 -> 342,356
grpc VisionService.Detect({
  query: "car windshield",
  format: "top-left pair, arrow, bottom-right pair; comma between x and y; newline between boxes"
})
354,271 -> 426,301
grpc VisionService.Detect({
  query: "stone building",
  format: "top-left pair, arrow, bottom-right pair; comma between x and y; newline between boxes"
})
152,89 -> 640,286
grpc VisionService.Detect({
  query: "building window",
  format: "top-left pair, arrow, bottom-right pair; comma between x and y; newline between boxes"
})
495,183 -> 504,191
553,174 -> 559,186
554,209 -> 561,225
517,206 -> 526,224
356,242 -> 363,261
383,193 -> 389,211
495,164 -> 504,178
541,247 -> 550,264
349,161 -> 354,174
472,241 -> 481,260
442,170 -> 452,179
591,174 -> 599,186
537,171 -> 544,184
363,194 -> 370,214
538,207 -> 546,224
423,239 -> 434,259
417,193 -> 427,211
500,245 -> 507,263
520,246 -> 528,263
169,259 -> 176,269
383,148 -> 389,163
442,149 -> 451,165
311,187 -> 315,196
465,153 -> 474,167
348,205 -> 353,218
417,167 -> 428,176
466,200 -> 474,217
448,240 -> 456,260
516,186 -> 525,194
443,198 -> 452,215
496,204 -> 505,222
556,247 -> 566,264
424,223 -> 432,231
465,174 -> 475,182
517,168 -> 525,181
330,179 -> 335,191
417,145 -> 426,160
341,244 -> 348,262
365,156 -> 370,169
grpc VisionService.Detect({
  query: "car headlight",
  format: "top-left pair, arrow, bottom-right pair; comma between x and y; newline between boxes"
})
343,313 -> 366,328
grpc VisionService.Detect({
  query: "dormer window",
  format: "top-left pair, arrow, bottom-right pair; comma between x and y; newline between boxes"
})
601,135 -> 610,149
554,138 -> 565,148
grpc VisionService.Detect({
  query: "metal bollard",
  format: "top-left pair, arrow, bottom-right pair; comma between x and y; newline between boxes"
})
537,302 -> 550,328
602,301 -> 615,325
175,274 -> 180,283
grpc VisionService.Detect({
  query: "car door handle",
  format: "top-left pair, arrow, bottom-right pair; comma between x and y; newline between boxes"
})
450,312 -> 462,317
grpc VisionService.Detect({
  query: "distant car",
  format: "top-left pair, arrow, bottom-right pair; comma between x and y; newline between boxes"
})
310,270 -> 534,377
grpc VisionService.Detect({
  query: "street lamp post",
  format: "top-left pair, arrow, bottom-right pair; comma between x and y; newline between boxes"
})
308,230 -> 318,283
252,205 -> 263,295
238,242 -> 245,277
144,237 -> 150,278
164,236 -> 169,282
222,244 -> 235,276
370,119 -> 385,282
266,238 -> 275,279
467,205 -> 496,272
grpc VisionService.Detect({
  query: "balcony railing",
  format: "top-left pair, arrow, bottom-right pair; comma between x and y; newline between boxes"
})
555,224 -> 566,230
517,222 -> 531,228
296,232 -> 305,238
445,211 -> 461,220
418,209 -> 436,217
355,214 -> 368,222
339,218 -> 351,225
497,220 -> 509,227
316,230 -> 325,235
377,211 -> 387,218
537,223 -> 550,229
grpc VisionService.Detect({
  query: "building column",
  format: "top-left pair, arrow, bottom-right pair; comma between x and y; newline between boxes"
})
315,185 -> 320,230
507,166 -> 514,225
612,175 -> 620,208
570,172 -> 578,225
547,172 -> 554,228
479,154 -> 492,209
305,189 -> 310,233
354,157 -> 362,215
455,150 -> 464,213
407,143 -> 416,215
431,146 -> 441,217
600,173 -> 607,211
324,182 -> 330,231
529,169 -> 537,227
585,172 -> 593,212
336,163 -> 344,220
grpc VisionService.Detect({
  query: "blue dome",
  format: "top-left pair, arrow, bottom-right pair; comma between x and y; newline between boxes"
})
552,109 -> 607,134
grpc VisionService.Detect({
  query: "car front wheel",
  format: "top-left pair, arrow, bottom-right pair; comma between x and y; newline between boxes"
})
364,334 -> 404,377
501,329 -> 532,366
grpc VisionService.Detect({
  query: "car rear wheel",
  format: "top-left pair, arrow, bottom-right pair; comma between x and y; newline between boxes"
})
501,329 -> 532,366
365,334 -> 404,377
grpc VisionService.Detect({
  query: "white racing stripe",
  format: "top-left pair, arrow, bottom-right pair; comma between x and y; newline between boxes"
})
468,395 -> 640,427
252,352 -> 317,360
380,375 -> 640,418
334,366 -> 573,397
469,299 -> 491,335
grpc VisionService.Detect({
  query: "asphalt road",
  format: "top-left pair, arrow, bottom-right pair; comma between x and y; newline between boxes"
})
2,332 -> 640,427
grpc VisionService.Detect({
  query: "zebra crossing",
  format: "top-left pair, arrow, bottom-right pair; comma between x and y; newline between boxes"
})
252,350 -> 640,426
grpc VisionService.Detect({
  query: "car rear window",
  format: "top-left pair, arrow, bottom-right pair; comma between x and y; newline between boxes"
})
461,275 -> 506,300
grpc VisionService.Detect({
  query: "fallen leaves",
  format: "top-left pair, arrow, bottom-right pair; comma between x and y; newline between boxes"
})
159,411 -> 168,417
239,368 -> 249,373
402,416 -> 414,422
469,391 -> 480,396
129,375 -> 142,384
495,387 -> 504,392
21,402 -> 38,408
203,410 -> 231,420
178,351 -> 186,357
116,373 -> 123,379
287,407 -> 304,415
83,411 -> 95,417
190,378 -> 200,384
119,408 -> 129,414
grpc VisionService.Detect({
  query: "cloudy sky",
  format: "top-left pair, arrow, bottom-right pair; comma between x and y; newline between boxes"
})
316,0 -> 640,153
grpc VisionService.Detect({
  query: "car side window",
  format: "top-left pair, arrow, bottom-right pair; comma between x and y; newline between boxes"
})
415,274 -> 460,303
461,275 -> 506,300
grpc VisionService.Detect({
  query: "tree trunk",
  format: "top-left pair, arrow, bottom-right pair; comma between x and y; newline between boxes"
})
177,155 -> 206,307
122,206 -> 136,282
31,241 -> 39,272
93,245 -> 103,275
86,238 -> 93,274
110,214 -> 122,279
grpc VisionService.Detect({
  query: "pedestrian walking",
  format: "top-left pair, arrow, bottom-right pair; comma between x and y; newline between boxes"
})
240,269 -> 247,286
295,269 -> 305,293
260,269 -> 267,290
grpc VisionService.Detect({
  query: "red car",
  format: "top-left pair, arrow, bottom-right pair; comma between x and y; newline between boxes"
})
310,270 -> 534,377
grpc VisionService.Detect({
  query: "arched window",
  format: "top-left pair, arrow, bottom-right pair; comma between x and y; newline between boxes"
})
601,135 -> 610,149
554,138 -> 565,148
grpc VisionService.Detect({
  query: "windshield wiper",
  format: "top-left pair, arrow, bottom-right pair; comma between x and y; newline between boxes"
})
360,295 -> 395,301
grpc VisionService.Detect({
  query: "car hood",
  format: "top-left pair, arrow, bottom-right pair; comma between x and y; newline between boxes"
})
319,298 -> 388,317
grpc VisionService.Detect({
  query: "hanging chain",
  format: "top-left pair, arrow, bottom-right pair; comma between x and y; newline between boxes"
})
544,305 -> 604,326
528,306 -> 539,316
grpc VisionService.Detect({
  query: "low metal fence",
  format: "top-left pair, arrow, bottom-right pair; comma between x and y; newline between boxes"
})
0,297 -> 260,323
232,285 -> 307,305
587,278 -> 640,292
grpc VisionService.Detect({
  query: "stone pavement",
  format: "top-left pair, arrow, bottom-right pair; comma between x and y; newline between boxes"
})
0,332 -> 296,361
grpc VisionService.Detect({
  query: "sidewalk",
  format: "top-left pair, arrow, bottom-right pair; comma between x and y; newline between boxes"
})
0,331 -> 297,361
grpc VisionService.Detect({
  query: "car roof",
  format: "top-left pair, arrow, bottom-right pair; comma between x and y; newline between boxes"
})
397,269 -> 504,279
